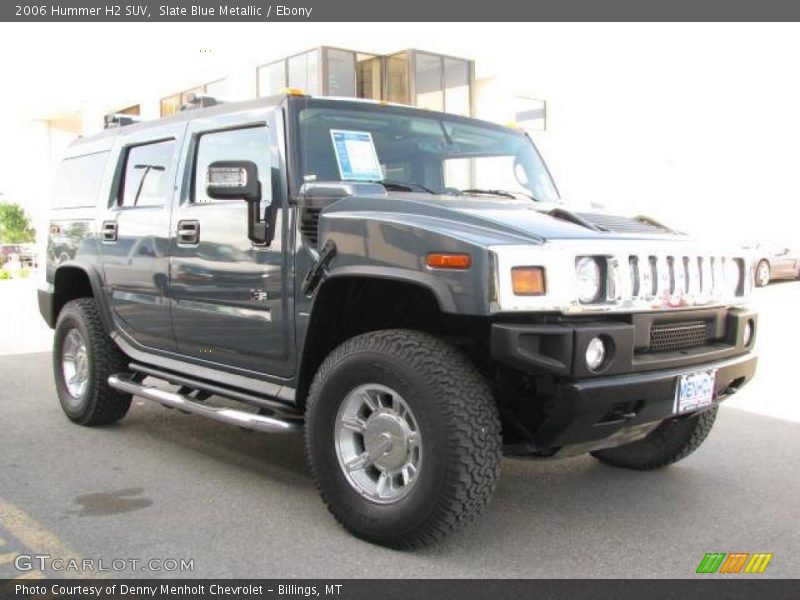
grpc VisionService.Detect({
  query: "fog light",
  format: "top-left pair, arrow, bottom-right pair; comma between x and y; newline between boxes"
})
586,336 -> 607,371
743,320 -> 754,347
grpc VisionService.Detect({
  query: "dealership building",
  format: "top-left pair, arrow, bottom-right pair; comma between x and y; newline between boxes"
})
40,46 -> 545,138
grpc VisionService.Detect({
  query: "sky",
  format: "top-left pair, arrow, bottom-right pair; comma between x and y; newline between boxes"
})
0,22 -> 798,245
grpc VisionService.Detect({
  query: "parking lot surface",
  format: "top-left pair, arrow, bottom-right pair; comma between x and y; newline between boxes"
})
0,277 -> 798,578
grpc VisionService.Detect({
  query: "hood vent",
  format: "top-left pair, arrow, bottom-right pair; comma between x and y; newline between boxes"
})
573,212 -> 675,234
300,207 -> 321,247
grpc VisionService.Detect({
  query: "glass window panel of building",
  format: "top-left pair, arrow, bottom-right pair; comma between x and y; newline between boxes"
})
326,48 -> 356,97
386,52 -> 409,105
257,61 -> 286,97
356,53 -> 382,100
288,50 -> 320,95
204,78 -> 228,98
444,58 -> 471,116
415,52 -> 444,112
160,94 -> 181,118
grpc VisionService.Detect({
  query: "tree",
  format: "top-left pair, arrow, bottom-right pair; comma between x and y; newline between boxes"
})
0,203 -> 35,244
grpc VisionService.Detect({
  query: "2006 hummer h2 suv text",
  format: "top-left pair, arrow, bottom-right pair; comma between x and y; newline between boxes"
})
39,93 -> 758,548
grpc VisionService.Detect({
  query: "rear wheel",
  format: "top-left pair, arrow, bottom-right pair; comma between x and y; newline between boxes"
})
756,260 -> 770,287
53,298 -> 132,426
591,408 -> 717,470
305,329 -> 502,549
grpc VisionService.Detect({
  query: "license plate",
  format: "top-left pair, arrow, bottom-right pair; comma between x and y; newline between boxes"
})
675,369 -> 717,414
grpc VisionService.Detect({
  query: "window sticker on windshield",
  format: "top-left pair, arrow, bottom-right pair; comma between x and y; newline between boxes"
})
330,130 -> 383,182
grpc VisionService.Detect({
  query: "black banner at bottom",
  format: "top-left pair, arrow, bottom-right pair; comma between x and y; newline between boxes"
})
1,579 -> 797,600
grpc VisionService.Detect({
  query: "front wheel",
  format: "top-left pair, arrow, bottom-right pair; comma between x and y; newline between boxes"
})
591,407 -> 717,470
305,329 -> 502,549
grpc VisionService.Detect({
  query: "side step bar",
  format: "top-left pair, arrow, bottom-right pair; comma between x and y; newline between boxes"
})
107,375 -> 302,434
127,361 -> 300,419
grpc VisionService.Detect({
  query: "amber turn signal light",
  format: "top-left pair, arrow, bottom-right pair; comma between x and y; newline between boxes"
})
426,253 -> 471,270
511,267 -> 546,295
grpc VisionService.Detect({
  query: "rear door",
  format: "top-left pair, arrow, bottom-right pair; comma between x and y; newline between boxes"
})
168,108 -> 293,377
100,122 -> 186,350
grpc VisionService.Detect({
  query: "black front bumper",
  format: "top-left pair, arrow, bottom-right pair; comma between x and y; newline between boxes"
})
511,352 -> 756,456
492,308 -> 758,456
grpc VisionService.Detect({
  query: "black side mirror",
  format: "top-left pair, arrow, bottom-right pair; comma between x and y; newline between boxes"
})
206,160 -> 269,244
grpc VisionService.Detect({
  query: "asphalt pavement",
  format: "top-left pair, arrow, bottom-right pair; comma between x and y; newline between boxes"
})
0,278 -> 798,578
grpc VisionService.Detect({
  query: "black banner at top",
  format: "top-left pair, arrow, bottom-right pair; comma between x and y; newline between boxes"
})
4,0 -> 800,22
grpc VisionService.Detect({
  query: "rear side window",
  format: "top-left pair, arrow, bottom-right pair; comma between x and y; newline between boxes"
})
52,151 -> 109,209
119,140 -> 176,207
193,126 -> 271,203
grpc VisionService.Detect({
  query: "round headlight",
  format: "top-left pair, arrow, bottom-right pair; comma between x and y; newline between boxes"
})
724,259 -> 741,296
576,257 -> 603,303
585,336 -> 607,371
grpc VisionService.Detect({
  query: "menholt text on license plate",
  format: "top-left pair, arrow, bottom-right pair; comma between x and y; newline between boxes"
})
675,369 -> 717,414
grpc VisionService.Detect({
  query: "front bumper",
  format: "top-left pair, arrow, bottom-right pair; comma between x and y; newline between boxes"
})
492,307 -> 758,456
505,352 -> 757,456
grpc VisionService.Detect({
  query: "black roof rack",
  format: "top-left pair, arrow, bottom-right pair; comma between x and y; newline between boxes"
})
181,93 -> 221,111
103,113 -> 140,129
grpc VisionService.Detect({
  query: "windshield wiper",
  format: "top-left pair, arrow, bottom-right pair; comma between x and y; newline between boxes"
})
459,188 -> 518,199
459,188 -> 542,202
355,179 -> 437,194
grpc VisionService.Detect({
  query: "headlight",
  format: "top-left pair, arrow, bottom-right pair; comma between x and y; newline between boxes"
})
724,259 -> 741,296
575,257 -> 603,303
585,336 -> 607,371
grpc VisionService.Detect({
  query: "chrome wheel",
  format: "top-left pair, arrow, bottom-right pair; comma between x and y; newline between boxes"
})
757,262 -> 770,287
61,328 -> 89,401
334,384 -> 422,504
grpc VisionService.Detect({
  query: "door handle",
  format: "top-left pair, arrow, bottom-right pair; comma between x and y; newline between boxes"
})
101,221 -> 118,242
177,220 -> 200,245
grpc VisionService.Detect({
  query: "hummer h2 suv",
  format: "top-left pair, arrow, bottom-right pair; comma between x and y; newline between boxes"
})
38,93 -> 758,548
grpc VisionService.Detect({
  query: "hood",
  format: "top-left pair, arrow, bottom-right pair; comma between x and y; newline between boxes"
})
319,190 -> 685,245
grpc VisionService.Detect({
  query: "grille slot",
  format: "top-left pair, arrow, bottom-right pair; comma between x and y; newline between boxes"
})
299,207 -> 321,247
647,320 -> 710,353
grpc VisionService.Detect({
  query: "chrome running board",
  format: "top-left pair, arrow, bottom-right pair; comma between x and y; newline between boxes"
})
107,375 -> 302,434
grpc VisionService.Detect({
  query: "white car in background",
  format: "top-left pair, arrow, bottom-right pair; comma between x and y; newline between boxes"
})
743,241 -> 800,287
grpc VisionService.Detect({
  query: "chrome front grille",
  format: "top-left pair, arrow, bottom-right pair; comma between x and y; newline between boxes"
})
610,254 -> 744,307
647,320 -> 710,353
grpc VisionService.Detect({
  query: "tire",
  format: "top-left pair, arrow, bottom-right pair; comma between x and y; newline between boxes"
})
305,329 -> 502,549
591,407 -> 718,470
756,260 -> 770,287
53,298 -> 132,426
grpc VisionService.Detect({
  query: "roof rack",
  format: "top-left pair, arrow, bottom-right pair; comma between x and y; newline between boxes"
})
181,93 -> 221,111
104,113 -> 141,129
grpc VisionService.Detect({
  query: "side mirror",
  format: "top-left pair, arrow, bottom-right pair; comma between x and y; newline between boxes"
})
206,160 -> 269,244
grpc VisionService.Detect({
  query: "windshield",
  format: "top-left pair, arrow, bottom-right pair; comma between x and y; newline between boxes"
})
294,99 -> 560,203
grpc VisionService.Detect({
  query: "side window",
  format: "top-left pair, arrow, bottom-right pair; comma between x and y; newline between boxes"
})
193,126 -> 271,204
53,152 -> 109,209
119,140 -> 176,207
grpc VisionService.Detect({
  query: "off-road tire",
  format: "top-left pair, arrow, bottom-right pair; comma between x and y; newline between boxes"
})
305,329 -> 502,549
53,298 -> 132,425
591,407 -> 718,470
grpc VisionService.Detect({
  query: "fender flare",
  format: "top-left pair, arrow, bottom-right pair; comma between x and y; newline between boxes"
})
52,261 -> 114,332
322,265 -> 458,313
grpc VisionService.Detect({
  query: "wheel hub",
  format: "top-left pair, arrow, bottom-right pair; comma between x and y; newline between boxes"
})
364,413 -> 410,471
61,328 -> 89,401
334,383 -> 422,504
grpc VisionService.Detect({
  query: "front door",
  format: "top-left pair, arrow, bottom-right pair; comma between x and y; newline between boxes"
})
168,109 -> 292,377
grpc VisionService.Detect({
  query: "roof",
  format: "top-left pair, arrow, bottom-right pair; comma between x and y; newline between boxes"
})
70,94 -> 291,149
